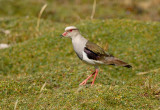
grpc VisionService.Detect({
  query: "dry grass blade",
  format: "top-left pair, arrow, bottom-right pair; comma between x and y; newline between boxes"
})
36,4 -> 48,30
137,68 -> 160,75
40,82 -> 46,92
91,0 -> 96,19
32,82 -> 47,109
14,99 -> 18,110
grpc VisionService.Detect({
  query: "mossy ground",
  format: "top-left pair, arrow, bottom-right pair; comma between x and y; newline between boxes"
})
0,0 -> 160,109
0,18 -> 160,109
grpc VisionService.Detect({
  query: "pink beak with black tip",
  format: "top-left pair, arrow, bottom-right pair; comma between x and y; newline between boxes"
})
60,32 -> 67,37
62,32 -> 67,36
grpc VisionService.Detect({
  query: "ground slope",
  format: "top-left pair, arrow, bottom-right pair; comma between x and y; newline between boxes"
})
0,18 -> 160,109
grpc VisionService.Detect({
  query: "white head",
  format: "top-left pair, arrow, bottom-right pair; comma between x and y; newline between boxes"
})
61,26 -> 80,38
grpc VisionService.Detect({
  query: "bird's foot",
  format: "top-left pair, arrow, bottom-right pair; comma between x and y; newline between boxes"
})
79,80 -> 87,85
79,71 -> 96,86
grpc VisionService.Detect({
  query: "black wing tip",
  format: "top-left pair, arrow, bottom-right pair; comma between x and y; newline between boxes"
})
124,65 -> 132,68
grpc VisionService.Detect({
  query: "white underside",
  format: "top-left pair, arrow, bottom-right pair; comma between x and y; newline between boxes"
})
82,51 -> 104,65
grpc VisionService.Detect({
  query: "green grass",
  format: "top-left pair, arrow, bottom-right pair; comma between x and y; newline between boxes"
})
1,0 -> 160,23
0,17 -> 160,109
1,0 -> 160,109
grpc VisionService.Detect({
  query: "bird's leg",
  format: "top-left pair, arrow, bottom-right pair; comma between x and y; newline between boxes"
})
79,71 -> 96,85
91,68 -> 99,86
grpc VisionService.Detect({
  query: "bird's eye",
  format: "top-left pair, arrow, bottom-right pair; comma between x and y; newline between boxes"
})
69,29 -> 72,32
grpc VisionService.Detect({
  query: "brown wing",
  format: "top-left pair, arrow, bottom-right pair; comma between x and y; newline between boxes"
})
84,41 -> 112,60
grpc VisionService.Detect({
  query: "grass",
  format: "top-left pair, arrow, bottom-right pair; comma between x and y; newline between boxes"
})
0,0 -> 160,23
0,17 -> 160,109
0,0 -> 160,109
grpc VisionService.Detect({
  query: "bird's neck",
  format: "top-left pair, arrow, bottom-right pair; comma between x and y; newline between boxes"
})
71,34 -> 87,45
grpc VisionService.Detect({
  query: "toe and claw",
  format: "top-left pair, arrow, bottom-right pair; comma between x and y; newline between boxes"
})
79,69 -> 98,86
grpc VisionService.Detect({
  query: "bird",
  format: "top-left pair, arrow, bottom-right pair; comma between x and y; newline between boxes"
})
61,26 -> 132,86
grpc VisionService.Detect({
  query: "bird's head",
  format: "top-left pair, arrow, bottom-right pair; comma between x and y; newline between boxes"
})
61,26 -> 80,38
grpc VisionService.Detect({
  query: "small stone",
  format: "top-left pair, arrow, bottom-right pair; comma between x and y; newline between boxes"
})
0,44 -> 10,49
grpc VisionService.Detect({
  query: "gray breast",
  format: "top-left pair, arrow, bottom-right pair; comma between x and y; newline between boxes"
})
71,35 -> 88,60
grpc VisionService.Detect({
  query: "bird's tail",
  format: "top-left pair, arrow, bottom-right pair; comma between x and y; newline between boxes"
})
104,57 -> 132,68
